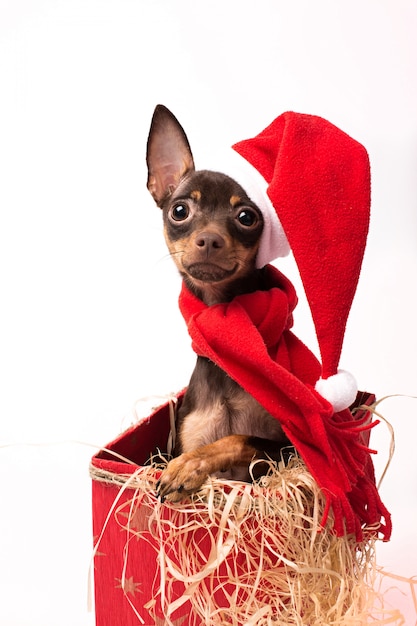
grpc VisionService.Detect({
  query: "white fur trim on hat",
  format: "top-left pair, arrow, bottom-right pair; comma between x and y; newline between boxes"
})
315,369 -> 358,412
202,149 -> 290,268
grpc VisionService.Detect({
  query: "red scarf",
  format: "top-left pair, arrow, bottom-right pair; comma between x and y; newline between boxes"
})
179,265 -> 391,542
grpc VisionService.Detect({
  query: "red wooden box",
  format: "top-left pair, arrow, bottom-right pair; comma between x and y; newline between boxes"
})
91,392 -> 375,626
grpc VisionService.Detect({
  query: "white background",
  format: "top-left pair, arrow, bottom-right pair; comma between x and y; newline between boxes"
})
1,1 -> 416,624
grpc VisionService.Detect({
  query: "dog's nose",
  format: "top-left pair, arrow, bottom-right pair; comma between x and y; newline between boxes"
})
195,231 -> 225,250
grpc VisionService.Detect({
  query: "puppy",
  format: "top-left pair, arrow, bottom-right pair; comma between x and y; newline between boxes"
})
146,105 -> 290,502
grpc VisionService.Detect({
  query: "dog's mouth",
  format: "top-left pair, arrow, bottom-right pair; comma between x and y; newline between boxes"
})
185,262 -> 238,283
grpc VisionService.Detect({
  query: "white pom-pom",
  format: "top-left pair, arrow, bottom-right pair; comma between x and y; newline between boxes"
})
315,369 -> 358,412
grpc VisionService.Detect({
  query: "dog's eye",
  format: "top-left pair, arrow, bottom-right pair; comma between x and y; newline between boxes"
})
236,209 -> 258,227
170,204 -> 190,221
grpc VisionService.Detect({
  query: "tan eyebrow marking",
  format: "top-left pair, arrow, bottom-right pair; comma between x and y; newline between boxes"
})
230,195 -> 242,207
190,190 -> 202,201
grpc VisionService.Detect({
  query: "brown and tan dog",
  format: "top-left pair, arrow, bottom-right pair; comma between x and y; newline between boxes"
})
146,105 -> 290,502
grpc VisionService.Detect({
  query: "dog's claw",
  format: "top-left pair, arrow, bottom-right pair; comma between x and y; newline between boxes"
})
155,479 -> 166,503
155,478 -> 182,503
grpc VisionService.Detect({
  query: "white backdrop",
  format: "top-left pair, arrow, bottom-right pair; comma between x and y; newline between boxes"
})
1,1 -> 416,624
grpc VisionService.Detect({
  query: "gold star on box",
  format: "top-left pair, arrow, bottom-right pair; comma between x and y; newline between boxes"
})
115,576 -> 141,596
117,503 -> 150,534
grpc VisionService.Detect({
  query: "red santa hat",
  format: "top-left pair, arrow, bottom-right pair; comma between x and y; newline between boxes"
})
217,112 -> 371,412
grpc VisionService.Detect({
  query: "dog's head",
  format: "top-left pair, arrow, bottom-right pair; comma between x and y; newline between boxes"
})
146,105 -> 264,303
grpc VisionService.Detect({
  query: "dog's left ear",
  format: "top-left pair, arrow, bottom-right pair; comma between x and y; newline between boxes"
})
146,105 -> 195,206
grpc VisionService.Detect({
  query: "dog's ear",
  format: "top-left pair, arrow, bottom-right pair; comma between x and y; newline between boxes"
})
146,105 -> 195,206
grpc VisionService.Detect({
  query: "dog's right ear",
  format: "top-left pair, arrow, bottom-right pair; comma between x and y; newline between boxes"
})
146,105 -> 195,206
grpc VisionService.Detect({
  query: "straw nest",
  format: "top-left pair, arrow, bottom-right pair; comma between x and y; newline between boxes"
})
92,452 -> 404,626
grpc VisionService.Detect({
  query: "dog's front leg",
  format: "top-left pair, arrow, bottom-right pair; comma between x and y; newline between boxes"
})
156,434 -> 270,502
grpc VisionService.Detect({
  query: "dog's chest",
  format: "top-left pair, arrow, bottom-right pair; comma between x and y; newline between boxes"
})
178,360 -> 285,454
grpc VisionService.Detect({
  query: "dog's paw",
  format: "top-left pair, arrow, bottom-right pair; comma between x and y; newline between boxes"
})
156,452 -> 210,503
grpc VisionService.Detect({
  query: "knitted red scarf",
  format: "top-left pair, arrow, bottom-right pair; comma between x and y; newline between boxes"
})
179,265 -> 391,542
